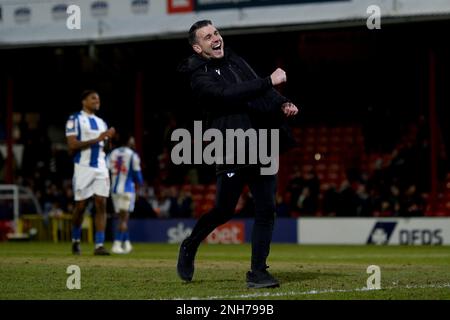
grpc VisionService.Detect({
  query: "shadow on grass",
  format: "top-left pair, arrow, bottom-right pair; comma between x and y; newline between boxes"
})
183,271 -> 342,287
275,271 -> 343,283
185,278 -> 244,286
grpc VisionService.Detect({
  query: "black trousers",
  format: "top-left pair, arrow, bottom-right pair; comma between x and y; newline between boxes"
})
186,166 -> 277,272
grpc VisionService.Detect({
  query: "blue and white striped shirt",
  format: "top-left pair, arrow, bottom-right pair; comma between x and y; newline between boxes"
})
107,147 -> 144,194
65,110 -> 109,172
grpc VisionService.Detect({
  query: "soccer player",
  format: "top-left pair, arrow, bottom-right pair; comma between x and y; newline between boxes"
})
107,134 -> 144,254
66,90 -> 115,255
177,20 -> 298,288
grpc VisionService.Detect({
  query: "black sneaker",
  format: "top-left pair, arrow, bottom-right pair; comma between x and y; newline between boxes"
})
246,270 -> 280,289
94,246 -> 111,256
177,239 -> 197,282
72,242 -> 81,255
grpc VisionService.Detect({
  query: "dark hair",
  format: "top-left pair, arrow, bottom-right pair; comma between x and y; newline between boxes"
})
188,20 -> 212,45
80,90 -> 98,101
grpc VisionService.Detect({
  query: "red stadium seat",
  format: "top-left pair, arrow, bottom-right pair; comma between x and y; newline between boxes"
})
192,185 -> 205,193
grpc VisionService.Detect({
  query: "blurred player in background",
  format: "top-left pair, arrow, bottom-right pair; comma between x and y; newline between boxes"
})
107,133 -> 144,254
66,90 -> 115,255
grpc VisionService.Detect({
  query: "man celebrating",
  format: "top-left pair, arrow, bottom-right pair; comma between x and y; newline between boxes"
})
177,20 -> 298,288
107,134 -> 144,254
66,90 -> 115,255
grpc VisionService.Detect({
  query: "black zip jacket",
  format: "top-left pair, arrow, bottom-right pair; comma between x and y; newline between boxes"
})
178,48 -> 296,175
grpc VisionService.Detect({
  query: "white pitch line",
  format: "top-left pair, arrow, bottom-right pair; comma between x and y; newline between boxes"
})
170,283 -> 450,300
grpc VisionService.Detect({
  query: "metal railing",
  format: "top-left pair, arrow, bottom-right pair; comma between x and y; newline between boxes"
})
19,214 -> 93,243
0,184 -> 43,236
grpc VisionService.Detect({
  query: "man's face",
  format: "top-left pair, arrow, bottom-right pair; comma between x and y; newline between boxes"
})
82,93 -> 100,113
192,24 -> 224,59
128,136 -> 136,149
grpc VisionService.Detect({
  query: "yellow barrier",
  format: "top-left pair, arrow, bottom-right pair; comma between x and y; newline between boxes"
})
19,214 -> 50,241
19,214 -> 93,243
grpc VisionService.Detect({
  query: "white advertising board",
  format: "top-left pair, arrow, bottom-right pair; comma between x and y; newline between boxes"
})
0,0 -> 449,46
298,218 -> 450,245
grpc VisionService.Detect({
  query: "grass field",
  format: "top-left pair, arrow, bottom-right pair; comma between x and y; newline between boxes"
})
0,242 -> 449,300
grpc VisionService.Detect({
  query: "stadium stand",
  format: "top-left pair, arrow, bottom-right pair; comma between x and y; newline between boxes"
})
1,113 -> 449,224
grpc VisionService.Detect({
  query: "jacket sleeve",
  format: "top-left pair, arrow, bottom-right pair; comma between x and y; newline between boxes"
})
238,57 -> 290,111
191,70 -> 273,103
267,87 -> 290,109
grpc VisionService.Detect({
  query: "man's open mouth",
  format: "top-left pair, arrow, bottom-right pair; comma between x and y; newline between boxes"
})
212,43 -> 222,51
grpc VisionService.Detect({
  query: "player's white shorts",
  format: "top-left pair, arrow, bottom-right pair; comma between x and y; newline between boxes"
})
111,193 -> 136,213
73,164 -> 110,201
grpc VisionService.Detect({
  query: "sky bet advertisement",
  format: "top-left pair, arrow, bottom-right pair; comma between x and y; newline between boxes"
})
127,218 -> 298,244
126,217 -> 450,245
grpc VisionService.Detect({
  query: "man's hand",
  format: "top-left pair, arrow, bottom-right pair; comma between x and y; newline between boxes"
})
97,127 -> 116,142
106,127 -> 116,139
281,102 -> 299,117
270,68 -> 287,86
67,127 -> 116,152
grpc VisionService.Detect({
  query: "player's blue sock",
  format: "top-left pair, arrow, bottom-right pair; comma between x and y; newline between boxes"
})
72,226 -> 82,242
122,232 -> 130,242
115,231 -> 123,242
95,231 -> 105,248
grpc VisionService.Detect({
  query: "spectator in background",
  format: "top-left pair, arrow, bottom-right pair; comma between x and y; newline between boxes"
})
21,127 -> 52,180
48,201 -> 64,218
63,185 -> 75,214
286,166 -> 304,210
322,183 -> 339,216
275,192 -> 291,217
355,183 -> 372,216
42,183 -> 65,216
151,188 -> 172,218
140,181 -> 156,202
48,146 -> 73,183
296,187 -> 317,216
336,180 -> 358,216
167,186 -> 179,217
185,168 -> 200,185
132,181 -> 157,218
388,185 -> 401,216
303,169 -> 320,201
290,168 -> 320,216
376,199 -> 394,217
173,188 -> 194,218
401,184 -> 425,217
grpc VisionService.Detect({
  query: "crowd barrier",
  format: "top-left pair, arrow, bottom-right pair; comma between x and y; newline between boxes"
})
125,217 -> 450,245
18,214 -> 93,243
10,216 -> 450,245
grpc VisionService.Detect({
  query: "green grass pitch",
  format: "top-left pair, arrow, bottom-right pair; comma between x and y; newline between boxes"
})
1,242 -> 449,300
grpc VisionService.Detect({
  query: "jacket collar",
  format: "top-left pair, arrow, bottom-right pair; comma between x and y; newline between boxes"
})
177,47 -> 234,74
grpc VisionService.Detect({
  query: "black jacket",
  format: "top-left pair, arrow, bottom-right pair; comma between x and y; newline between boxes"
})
178,48 -> 296,174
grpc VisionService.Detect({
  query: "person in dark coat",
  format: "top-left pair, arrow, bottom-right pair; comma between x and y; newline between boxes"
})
176,20 -> 299,288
